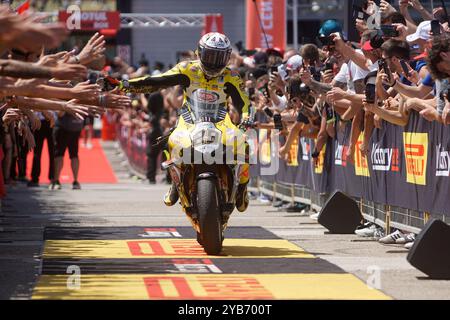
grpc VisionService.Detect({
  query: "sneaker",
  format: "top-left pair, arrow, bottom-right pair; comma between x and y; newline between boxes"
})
373,228 -> 385,240
355,223 -> 377,237
404,241 -> 414,250
164,183 -> 179,207
379,230 -> 405,244
285,202 -> 308,213
49,181 -> 61,190
72,181 -> 81,190
272,200 -> 285,208
310,212 -> 320,220
18,176 -> 29,183
258,193 -> 272,204
248,191 -> 258,201
395,233 -> 415,244
27,181 -> 39,188
355,221 -> 372,231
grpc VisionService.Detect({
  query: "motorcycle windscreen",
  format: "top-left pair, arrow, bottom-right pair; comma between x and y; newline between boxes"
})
188,88 -> 227,123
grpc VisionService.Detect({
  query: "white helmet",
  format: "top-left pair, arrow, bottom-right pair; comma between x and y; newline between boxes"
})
197,32 -> 232,78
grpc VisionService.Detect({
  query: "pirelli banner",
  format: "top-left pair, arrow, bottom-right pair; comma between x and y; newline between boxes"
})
259,112 -> 450,217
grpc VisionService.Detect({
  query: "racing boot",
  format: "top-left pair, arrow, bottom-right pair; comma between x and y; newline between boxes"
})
235,183 -> 249,213
164,183 -> 179,206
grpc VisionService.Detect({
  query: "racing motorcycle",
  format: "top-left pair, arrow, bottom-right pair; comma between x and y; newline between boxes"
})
158,90 -> 250,255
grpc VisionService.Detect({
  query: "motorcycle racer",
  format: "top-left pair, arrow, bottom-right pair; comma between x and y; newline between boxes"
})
109,32 -> 251,212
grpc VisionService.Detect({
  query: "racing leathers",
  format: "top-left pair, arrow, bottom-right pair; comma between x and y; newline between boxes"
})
119,60 -> 250,211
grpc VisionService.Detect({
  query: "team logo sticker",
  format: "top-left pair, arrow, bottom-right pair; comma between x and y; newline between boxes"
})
403,132 -> 428,185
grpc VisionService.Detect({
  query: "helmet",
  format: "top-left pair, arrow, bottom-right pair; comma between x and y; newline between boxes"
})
197,32 -> 232,78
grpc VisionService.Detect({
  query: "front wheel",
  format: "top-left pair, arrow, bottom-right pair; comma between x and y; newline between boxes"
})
197,178 -> 222,255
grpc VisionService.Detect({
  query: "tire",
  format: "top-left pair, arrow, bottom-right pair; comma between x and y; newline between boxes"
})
197,178 -> 222,255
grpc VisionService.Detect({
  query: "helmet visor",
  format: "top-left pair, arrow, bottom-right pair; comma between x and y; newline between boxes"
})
199,46 -> 231,72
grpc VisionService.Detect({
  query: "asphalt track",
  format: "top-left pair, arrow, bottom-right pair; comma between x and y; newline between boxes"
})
1,141 -> 449,300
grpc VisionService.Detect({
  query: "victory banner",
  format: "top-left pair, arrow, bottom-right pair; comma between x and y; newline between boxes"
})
246,0 -> 286,50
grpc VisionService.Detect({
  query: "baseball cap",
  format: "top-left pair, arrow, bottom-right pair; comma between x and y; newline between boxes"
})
406,20 -> 432,43
286,55 -> 304,71
253,51 -> 269,66
318,19 -> 343,37
361,31 -> 384,51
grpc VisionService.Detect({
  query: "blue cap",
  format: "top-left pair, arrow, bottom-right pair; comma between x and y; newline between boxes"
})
318,20 -> 343,37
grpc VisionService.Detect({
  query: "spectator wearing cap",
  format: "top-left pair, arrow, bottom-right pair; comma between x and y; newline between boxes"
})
286,55 -> 303,76
406,20 -> 433,53
318,19 -> 343,39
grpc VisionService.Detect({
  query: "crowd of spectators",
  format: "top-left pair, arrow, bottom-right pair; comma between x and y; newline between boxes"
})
115,0 -> 449,248
0,4 -> 130,193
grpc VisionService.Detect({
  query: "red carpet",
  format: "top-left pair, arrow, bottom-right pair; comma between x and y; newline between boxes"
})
26,138 -> 117,184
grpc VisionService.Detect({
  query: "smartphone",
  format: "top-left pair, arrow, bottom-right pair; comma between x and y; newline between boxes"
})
324,62 -> 334,72
400,60 -> 410,76
379,59 -> 392,83
380,25 -> 400,38
431,20 -> 441,36
248,87 -> 255,99
263,106 -> 274,118
273,114 -> 283,130
270,66 -> 278,74
365,83 -> 376,104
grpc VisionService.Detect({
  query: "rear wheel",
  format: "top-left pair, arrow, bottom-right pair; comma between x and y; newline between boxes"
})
197,178 -> 222,255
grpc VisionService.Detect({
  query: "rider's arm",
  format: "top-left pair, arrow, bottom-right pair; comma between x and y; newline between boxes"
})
224,73 -> 250,119
122,63 -> 191,93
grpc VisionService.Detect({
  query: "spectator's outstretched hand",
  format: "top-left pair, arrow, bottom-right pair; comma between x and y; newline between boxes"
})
104,88 -> 132,109
379,0 -> 397,17
51,63 -> 87,81
37,51 -> 69,67
72,80 -> 102,103
2,108 -> 21,125
76,33 -> 106,65
63,99 -> 90,120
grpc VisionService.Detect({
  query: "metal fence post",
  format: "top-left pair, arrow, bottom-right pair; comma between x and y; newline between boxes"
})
385,205 -> 391,235
291,184 -> 295,205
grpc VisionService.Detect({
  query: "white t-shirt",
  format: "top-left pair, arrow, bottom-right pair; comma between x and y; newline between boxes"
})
272,94 -> 287,111
333,50 -> 369,93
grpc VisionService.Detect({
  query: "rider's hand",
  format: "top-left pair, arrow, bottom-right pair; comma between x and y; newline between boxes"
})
239,118 -> 255,131
105,76 -> 123,89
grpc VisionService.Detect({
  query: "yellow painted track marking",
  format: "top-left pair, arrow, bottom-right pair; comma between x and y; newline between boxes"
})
32,274 -> 390,300
42,239 -> 314,259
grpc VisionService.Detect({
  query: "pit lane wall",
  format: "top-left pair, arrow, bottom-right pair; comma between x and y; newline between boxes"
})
250,111 -> 449,234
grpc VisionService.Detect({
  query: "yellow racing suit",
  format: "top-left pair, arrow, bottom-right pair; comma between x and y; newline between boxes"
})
120,60 -> 250,185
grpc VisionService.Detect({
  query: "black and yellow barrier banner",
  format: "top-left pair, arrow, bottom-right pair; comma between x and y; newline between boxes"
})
253,111 -> 450,217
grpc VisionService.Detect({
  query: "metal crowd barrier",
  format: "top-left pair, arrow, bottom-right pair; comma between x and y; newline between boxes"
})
249,177 -> 447,235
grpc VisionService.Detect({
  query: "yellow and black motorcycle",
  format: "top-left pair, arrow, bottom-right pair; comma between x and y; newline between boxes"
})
160,93 -> 250,255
